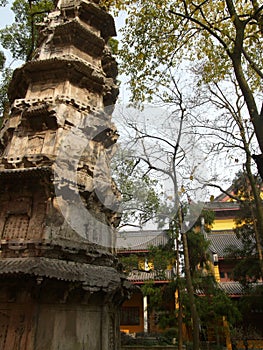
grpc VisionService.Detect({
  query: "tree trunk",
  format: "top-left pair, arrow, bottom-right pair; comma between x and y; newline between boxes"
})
245,163 -> 263,277
226,8 -> 263,168
176,235 -> 183,350
181,229 -> 200,350
178,288 -> 183,350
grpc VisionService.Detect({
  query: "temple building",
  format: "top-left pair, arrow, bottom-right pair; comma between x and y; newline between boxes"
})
117,192 -> 263,349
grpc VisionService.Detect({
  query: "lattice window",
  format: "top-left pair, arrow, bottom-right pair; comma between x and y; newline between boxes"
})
120,307 -> 140,326
3,214 -> 30,239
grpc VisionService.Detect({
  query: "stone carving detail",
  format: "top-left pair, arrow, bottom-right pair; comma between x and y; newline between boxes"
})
27,135 -> 44,154
3,214 -> 30,240
109,315 -> 115,350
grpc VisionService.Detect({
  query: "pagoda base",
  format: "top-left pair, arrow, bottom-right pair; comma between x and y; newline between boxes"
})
0,259 -> 127,350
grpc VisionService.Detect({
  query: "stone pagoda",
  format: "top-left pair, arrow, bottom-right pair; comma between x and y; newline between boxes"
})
0,0 -> 128,349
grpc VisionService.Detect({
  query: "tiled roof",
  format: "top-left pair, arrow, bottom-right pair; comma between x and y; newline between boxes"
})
204,201 -> 239,210
126,271 -> 263,294
116,229 -> 243,258
219,281 -> 263,296
219,281 -> 244,295
207,232 -> 243,258
0,166 -> 51,176
126,269 -> 173,283
116,230 -> 169,252
0,257 -> 122,292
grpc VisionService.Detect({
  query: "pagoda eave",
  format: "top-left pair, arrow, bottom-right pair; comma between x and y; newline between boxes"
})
46,19 -> 105,57
8,58 -> 106,102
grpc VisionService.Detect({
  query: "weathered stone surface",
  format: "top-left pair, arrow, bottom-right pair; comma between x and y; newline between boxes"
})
0,278 -> 125,350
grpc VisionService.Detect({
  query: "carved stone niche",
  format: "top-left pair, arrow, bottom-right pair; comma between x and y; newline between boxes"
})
24,110 -> 58,131
1,196 -> 32,241
0,175 -> 50,242
3,214 -> 30,240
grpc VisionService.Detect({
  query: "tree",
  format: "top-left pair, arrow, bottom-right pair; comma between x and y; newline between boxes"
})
0,67 -> 12,119
223,170 -> 263,322
226,171 -> 263,285
237,284 -> 263,341
111,155 -> 162,229
108,0 -> 263,277
188,73 -> 263,277
0,51 -> 9,121
0,2 -> 254,345
216,171 -> 263,342
115,78 -> 214,350
103,0 -> 263,177
0,0 -> 53,62
114,64 -> 263,346
121,208 -> 241,348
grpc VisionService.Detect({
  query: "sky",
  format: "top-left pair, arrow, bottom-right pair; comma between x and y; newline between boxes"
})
0,4 -> 16,64
0,4 -> 13,25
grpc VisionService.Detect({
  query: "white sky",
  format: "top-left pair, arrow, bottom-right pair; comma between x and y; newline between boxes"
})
0,4 -> 13,25
0,4 -> 16,63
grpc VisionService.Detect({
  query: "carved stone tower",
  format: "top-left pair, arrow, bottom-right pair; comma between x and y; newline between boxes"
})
0,1 -> 127,349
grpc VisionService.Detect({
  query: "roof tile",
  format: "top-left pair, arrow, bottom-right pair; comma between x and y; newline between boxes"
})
0,257 -> 121,292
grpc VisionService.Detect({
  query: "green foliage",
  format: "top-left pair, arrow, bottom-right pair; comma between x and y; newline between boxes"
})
187,230 -> 210,274
159,327 -> 178,343
104,0 -> 263,164
232,170 -> 262,200
225,172 -> 263,285
239,284 -> 263,317
112,157 -> 162,228
148,244 -> 174,277
234,284 -> 263,338
141,281 -> 163,307
119,254 -> 138,274
141,281 -> 178,329
198,287 -> 241,326
0,0 -> 54,61
0,67 -> 12,120
199,209 -> 215,231
108,37 -> 119,55
173,208 -> 214,275
105,0 -> 263,103
150,209 -> 239,332
140,209 -> 238,332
